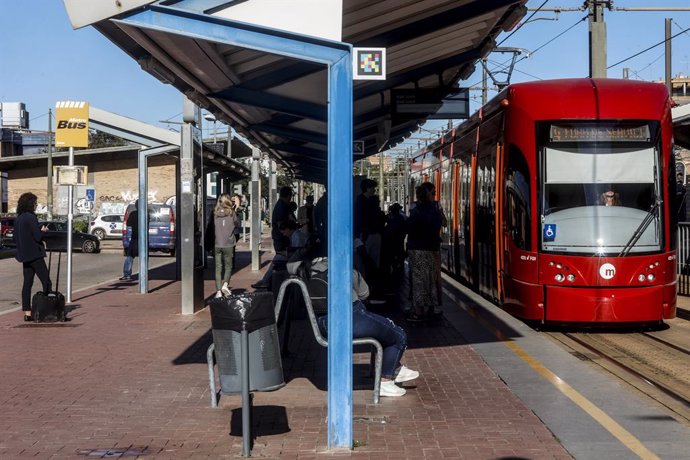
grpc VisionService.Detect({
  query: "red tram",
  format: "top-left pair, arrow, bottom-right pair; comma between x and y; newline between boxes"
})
411,78 -> 678,325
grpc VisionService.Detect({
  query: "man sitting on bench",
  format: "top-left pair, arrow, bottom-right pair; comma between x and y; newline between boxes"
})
311,257 -> 420,397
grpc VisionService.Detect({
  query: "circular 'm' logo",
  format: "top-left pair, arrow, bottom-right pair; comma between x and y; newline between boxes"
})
599,263 -> 616,280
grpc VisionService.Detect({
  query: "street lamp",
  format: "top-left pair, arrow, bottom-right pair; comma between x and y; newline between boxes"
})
203,113 -> 217,143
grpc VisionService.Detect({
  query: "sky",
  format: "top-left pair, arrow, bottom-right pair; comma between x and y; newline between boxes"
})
1,1 -> 690,146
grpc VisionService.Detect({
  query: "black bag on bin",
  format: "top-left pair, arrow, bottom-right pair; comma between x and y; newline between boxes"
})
209,292 -> 284,394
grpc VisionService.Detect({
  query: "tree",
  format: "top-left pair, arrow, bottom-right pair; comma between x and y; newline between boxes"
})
89,130 -> 129,149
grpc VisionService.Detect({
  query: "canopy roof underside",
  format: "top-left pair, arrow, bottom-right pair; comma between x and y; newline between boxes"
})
93,0 -> 527,182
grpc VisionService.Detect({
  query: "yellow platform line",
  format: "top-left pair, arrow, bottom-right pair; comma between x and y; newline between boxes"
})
442,285 -> 661,460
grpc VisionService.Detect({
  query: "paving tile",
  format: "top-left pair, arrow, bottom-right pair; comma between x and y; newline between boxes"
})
0,242 -> 570,459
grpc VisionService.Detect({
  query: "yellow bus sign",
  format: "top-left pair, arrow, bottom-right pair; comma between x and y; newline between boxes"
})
55,101 -> 89,147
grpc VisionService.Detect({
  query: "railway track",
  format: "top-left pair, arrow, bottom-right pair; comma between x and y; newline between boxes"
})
547,325 -> 690,425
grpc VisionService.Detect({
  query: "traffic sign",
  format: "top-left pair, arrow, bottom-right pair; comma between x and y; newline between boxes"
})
55,101 -> 89,147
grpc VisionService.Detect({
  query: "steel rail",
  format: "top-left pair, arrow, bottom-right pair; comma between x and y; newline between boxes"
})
561,333 -> 690,412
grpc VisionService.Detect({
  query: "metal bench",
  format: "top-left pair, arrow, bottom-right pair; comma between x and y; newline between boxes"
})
274,277 -> 382,404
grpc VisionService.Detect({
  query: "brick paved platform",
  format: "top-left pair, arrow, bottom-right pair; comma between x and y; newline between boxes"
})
0,244 -> 571,459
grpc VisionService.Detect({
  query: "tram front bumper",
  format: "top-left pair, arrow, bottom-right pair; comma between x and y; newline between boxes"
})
544,285 -> 667,323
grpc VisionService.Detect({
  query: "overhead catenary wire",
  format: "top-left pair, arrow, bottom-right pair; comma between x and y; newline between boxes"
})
466,14 -> 587,91
608,24 -> 690,70
498,0 -> 551,46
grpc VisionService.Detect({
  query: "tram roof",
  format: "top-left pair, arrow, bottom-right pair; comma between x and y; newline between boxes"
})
66,0 -> 527,183
412,79 -> 681,162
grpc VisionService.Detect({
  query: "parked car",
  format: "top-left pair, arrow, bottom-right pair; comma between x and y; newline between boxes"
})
37,221 -> 100,253
123,203 -> 176,256
89,214 -> 124,240
1,216 -> 15,246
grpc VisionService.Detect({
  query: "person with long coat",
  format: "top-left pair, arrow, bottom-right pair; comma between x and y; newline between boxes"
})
14,192 -> 51,321
406,182 -> 447,321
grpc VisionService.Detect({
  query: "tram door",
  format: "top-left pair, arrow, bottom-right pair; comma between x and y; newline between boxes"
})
502,144 -> 537,315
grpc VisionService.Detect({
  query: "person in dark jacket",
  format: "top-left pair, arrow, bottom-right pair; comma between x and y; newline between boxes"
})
252,186 -> 295,289
382,202 -> 407,281
211,193 -> 240,298
313,191 -> 328,253
120,200 -> 140,281
14,192 -> 50,321
406,182 -> 447,321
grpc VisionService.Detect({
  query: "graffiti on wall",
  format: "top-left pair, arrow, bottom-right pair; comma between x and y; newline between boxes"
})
98,190 -> 160,203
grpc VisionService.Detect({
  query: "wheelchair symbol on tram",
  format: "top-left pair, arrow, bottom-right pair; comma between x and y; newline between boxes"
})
543,224 -> 557,242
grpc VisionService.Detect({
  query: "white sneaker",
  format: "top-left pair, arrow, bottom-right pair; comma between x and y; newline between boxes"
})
394,365 -> 420,383
215,290 -> 223,299
380,380 -> 406,397
221,285 -> 232,297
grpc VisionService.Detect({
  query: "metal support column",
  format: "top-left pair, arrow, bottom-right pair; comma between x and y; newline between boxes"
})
66,146 -> 74,303
665,18 -> 672,94
269,159 -> 277,227
403,151 -> 411,214
327,53 -> 353,449
138,150 -> 149,294
588,1 -> 607,78
180,97 -> 202,314
47,109 -> 53,220
250,147 -> 261,271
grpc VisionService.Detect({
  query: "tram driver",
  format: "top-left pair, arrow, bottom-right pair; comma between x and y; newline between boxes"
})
600,188 -> 621,206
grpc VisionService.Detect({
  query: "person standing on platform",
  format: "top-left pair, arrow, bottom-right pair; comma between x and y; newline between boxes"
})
406,182 -> 447,322
354,178 -> 378,241
313,191 -> 328,254
354,178 -> 384,291
297,194 -> 315,235
14,192 -> 51,321
120,200 -> 140,281
677,172 -> 687,222
252,186 -> 294,289
211,194 -> 240,298
382,202 -> 407,283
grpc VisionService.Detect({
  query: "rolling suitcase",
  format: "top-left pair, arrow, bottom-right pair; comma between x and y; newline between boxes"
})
31,251 -> 66,322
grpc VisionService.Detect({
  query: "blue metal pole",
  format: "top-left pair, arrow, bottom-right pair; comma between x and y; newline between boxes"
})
327,53 -> 353,449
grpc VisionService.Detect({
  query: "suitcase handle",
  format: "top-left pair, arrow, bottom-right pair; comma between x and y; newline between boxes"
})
47,250 -> 62,292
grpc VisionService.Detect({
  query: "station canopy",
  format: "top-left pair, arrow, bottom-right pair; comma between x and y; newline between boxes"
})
83,0 -> 527,183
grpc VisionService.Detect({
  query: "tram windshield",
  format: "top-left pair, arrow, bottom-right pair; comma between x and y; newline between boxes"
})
540,122 -> 662,255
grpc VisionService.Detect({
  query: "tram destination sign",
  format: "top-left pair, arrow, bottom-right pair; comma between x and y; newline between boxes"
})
550,124 -> 650,142
392,88 -> 469,120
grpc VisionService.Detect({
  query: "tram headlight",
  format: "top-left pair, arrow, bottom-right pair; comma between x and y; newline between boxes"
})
566,274 -> 576,282
647,273 -> 655,281
638,274 -> 646,282
554,273 -> 565,282
649,264 -> 654,269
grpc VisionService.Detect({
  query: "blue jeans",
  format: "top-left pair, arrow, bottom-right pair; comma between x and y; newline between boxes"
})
319,300 -> 407,378
123,255 -> 134,278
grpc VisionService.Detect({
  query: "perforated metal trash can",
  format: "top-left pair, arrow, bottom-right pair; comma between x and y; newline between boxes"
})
209,292 -> 285,394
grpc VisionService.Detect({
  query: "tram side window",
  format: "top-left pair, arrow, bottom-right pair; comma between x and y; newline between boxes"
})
506,145 -> 531,249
